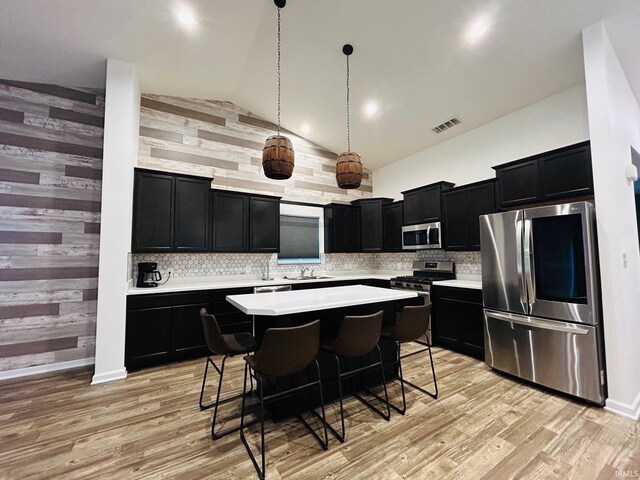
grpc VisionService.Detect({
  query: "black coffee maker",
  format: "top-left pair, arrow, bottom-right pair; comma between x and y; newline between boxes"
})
137,262 -> 162,288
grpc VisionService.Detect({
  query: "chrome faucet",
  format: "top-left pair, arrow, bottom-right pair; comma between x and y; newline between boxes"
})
262,262 -> 272,281
300,267 -> 309,278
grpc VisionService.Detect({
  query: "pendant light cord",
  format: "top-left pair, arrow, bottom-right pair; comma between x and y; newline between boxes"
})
346,54 -> 351,152
277,6 -> 282,135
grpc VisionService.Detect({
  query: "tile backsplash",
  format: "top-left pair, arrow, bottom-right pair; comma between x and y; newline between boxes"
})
131,250 -> 481,280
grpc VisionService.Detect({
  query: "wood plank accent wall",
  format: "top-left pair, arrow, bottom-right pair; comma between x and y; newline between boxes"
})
0,80 -> 104,373
137,94 -> 373,203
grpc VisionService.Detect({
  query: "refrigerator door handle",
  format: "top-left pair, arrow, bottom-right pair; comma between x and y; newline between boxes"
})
523,219 -> 536,310
486,310 -> 590,335
515,219 -> 527,311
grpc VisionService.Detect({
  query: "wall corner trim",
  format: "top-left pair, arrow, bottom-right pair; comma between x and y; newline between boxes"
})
604,392 -> 640,420
91,368 -> 128,385
0,358 -> 95,382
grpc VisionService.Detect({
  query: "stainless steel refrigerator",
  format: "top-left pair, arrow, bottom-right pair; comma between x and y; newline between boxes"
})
480,201 -> 606,404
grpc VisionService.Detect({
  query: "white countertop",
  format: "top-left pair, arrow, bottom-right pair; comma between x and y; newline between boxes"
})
432,279 -> 482,290
127,271 -> 408,296
226,285 -> 418,316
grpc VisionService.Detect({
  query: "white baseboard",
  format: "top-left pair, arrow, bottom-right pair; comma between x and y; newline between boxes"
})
91,368 -> 127,385
605,392 -> 640,420
0,357 -> 95,381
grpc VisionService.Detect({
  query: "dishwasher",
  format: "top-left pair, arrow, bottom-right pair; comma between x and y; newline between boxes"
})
252,285 -> 292,336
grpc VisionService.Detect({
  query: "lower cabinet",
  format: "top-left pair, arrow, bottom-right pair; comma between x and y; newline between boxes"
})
431,286 -> 484,359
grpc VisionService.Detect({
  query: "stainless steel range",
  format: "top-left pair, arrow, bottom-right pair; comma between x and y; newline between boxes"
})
390,261 -> 456,298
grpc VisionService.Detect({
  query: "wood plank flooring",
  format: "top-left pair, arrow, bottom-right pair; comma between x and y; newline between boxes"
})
0,347 -> 638,479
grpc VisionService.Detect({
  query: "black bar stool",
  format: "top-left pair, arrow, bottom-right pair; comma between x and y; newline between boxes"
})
239,320 -> 328,480
199,308 -> 258,440
320,310 -> 390,443
380,304 -> 438,415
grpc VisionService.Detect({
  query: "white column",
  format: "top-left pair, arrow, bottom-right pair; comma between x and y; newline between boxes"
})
583,22 -> 640,419
92,59 -> 140,384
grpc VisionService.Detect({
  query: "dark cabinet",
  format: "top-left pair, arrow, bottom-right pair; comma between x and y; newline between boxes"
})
442,180 -> 495,251
324,204 -> 361,253
125,306 -> 173,368
175,176 -> 210,252
432,286 -> 484,359
172,303 -> 209,359
132,169 -> 211,253
382,201 -> 403,252
249,196 -> 280,252
494,141 -> 592,209
132,171 -> 175,252
402,181 -> 455,225
352,198 -> 394,252
211,191 -> 280,253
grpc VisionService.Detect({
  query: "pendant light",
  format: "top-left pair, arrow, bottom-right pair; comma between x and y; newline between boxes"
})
336,44 -> 363,189
262,0 -> 295,180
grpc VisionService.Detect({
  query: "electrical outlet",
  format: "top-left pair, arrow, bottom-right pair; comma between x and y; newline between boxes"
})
622,253 -> 628,268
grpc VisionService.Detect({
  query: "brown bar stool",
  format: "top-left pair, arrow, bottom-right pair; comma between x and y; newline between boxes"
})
320,310 -> 390,443
380,304 -> 438,415
199,308 -> 258,440
239,320 -> 328,480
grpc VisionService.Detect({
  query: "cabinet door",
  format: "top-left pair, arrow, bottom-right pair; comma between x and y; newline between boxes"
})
382,203 -> 403,251
403,190 -> 423,225
174,177 -> 210,252
249,196 -> 280,252
496,160 -> 540,208
211,191 -> 248,252
467,183 -> 495,250
345,207 -> 361,252
132,171 -> 174,252
360,202 -> 383,251
125,306 -> 172,369
432,297 -> 464,350
421,186 -> 442,222
172,303 -> 210,359
442,189 -> 469,251
332,207 -> 347,252
460,302 -> 485,359
539,145 -> 593,200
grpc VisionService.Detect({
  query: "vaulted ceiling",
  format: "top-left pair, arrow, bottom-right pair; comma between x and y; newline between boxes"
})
1,0 -> 638,169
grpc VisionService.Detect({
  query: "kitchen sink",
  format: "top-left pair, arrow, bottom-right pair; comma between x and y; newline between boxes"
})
283,275 -> 334,281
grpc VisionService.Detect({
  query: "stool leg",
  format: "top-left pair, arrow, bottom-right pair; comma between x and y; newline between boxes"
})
397,342 -> 407,415
323,354 -> 346,443
315,359 -> 329,449
199,356 -> 217,410
298,359 -> 330,450
375,344 -> 391,421
240,365 -> 266,479
402,342 -> 439,400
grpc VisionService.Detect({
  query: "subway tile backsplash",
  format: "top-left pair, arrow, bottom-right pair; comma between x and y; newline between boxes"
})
131,250 -> 481,280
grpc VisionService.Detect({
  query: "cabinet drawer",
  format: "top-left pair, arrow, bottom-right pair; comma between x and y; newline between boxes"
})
432,286 -> 482,304
128,291 -> 211,310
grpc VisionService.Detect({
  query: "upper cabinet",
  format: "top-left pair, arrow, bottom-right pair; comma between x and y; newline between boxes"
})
442,180 -> 496,251
402,181 -> 455,225
494,141 -> 592,209
211,190 -> 280,253
324,203 -> 361,253
132,169 -> 210,253
382,201 -> 404,252
351,198 -> 394,252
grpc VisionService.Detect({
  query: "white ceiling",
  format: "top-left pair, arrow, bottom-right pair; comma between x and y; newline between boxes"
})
0,0 -> 638,170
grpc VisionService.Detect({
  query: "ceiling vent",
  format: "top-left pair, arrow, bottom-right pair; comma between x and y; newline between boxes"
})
432,116 -> 462,134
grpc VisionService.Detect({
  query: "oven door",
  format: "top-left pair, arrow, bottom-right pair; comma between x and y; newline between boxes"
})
402,224 -> 429,250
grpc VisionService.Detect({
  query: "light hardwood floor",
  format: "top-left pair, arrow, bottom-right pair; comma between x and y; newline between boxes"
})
0,347 -> 638,479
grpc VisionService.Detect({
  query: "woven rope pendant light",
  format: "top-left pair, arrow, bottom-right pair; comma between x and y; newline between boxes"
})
262,0 -> 295,180
336,44 -> 363,189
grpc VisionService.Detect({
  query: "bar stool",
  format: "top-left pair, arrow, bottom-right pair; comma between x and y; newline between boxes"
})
239,320 -> 328,480
380,304 -> 438,415
320,310 -> 390,443
199,308 -> 258,440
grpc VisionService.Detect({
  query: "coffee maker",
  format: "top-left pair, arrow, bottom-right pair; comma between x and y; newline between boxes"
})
137,262 -> 162,288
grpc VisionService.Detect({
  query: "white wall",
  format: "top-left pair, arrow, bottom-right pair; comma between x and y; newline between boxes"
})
92,60 -> 140,384
372,85 -> 590,199
583,22 -> 640,420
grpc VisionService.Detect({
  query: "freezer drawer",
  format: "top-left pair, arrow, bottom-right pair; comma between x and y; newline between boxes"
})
484,309 -> 605,404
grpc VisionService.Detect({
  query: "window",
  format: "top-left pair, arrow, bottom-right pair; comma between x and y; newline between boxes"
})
278,204 -> 324,264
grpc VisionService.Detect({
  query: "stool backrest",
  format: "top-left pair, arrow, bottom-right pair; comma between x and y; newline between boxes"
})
394,304 -> 432,343
332,310 -> 384,358
252,320 -> 320,377
200,308 -> 230,355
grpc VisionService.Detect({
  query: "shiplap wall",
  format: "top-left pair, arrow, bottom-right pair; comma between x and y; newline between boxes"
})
137,94 -> 373,203
0,80 -> 104,373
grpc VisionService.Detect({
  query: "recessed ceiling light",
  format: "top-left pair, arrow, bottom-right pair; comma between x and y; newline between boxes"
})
466,17 -> 490,44
301,124 -> 311,135
175,4 -> 198,32
364,102 -> 379,117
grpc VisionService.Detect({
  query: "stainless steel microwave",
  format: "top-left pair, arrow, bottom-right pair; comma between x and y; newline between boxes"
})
402,222 -> 442,250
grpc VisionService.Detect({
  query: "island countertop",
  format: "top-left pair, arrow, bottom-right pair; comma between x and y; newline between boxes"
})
226,285 -> 418,316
